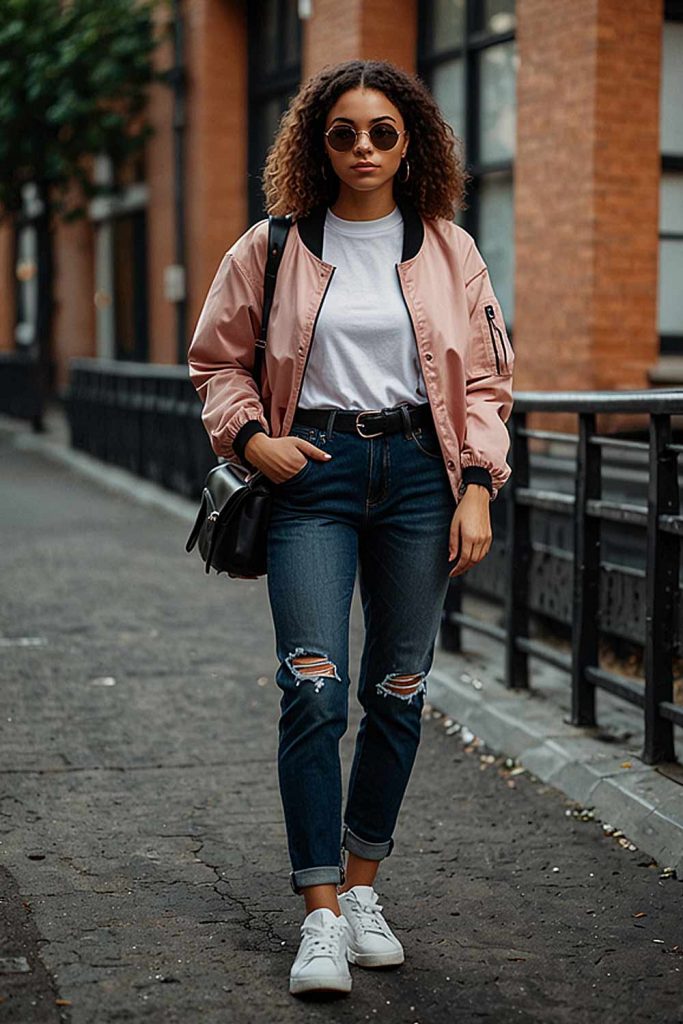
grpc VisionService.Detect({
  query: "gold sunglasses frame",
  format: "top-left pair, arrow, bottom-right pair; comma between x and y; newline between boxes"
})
324,125 -> 407,152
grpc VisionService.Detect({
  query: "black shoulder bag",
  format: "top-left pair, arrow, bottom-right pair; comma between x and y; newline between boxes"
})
185,213 -> 292,578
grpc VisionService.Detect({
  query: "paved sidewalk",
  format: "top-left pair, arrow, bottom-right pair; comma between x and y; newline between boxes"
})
1,425 -> 682,1023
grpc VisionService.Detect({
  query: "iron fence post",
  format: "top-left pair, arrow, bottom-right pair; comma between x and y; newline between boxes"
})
643,414 -> 677,764
571,412 -> 600,726
504,411 -> 530,689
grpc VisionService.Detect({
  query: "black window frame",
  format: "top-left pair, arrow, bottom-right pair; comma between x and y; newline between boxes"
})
417,0 -> 515,243
247,0 -> 302,225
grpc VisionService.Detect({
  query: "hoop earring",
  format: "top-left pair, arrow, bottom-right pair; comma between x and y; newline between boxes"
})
398,158 -> 410,184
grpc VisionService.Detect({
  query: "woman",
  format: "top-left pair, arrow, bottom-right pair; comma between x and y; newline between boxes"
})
187,58 -> 514,997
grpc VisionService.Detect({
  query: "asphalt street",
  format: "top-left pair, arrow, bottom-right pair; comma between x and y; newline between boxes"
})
1,433 -> 682,1024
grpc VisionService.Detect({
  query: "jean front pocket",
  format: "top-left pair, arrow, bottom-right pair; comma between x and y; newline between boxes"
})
279,457 -> 314,486
277,424 -> 320,486
409,424 -> 443,460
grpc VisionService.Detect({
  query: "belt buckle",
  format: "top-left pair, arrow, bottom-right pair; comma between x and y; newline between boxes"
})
355,408 -> 385,438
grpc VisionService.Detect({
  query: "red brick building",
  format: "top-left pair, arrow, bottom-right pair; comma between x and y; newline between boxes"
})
1,0 -> 681,402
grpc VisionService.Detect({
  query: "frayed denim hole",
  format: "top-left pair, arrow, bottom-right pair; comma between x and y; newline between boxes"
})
285,647 -> 341,694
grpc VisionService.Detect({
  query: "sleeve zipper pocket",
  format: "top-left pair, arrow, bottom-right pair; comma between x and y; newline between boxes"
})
484,304 -> 509,374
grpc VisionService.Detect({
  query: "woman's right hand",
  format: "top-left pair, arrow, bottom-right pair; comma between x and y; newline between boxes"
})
244,433 -> 331,484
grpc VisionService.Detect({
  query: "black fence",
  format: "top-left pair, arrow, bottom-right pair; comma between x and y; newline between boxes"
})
444,389 -> 683,767
64,361 -> 683,766
0,351 -> 45,429
64,358 -> 214,499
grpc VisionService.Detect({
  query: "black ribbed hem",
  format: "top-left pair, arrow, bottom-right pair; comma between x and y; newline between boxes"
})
232,420 -> 267,468
461,466 -> 493,495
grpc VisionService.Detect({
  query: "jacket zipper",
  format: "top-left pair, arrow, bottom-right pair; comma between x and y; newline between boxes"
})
289,265 -> 336,424
394,263 -> 457,478
484,303 -> 508,374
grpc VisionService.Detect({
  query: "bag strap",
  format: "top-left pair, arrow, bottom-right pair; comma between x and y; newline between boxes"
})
253,213 -> 292,391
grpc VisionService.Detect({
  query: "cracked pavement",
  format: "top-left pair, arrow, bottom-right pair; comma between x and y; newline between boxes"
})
1,432 -> 682,1023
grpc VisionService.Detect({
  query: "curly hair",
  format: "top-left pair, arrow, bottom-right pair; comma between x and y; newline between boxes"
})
262,59 -> 469,222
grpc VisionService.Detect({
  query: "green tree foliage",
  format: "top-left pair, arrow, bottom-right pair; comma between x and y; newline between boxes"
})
0,0 -> 169,221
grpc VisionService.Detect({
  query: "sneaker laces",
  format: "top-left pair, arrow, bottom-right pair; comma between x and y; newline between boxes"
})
299,916 -> 348,964
346,890 -> 393,937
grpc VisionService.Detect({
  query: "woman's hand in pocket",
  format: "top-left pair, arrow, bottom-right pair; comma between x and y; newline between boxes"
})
244,434 -> 331,484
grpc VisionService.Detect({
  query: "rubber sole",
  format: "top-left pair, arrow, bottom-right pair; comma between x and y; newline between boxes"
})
346,946 -> 405,968
289,973 -> 353,995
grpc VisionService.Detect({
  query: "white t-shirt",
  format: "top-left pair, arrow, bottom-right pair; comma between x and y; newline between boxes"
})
297,204 -> 428,411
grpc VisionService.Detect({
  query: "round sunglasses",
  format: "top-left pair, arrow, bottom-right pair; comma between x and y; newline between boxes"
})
324,124 -> 407,152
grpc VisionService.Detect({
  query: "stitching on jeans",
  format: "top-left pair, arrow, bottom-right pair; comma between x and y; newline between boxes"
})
366,437 -> 390,508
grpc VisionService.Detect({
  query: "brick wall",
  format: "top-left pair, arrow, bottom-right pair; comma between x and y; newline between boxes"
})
304,0 -> 417,75
514,0 -> 662,433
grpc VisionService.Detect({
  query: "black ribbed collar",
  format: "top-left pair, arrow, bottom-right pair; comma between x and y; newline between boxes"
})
295,193 -> 424,263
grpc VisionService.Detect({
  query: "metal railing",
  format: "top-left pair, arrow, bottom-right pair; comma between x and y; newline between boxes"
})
445,390 -> 683,766
64,358 -> 213,499
0,352 -> 45,429
64,362 -> 683,765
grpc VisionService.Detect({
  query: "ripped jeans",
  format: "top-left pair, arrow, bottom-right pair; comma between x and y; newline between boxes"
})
265,404 -> 457,894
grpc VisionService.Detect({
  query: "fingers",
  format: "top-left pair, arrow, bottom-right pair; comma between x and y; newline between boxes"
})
448,532 -> 492,577
297,439 -> 332,461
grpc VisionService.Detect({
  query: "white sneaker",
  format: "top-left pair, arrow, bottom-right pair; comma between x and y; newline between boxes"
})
289,907 -> 352,996
338,885 -> 405,967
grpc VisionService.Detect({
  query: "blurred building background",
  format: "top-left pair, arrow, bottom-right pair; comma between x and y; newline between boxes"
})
0,0 -> 680,399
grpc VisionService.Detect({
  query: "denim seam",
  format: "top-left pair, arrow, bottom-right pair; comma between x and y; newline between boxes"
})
366,438 -> 390,509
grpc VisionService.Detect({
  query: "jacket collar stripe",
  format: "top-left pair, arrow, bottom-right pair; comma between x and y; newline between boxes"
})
295,194 -> 424,263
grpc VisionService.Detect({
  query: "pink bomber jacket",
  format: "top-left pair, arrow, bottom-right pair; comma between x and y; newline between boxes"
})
187,194 -> 515,502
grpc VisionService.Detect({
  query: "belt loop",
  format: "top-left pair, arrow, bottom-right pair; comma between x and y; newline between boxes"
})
326,409 -> 337,440
398,402 -> 413,439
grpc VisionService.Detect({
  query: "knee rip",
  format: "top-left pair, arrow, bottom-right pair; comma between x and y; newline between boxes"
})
286,647 -> 341,694
376,672 -> 426,703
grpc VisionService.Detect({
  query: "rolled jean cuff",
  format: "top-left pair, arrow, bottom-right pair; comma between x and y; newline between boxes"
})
342,824 -> 394,861
289,865 -> 344,895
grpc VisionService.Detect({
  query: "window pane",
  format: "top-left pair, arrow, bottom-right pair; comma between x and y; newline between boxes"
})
477,172 -> 515,323
282,0 -> 300,68
113,211 -> 148,362
661,21 -> 683,156
660,173 -> 683,234
432,58 -> 465,135
658,239 -> 683,335
481,0 -> 516,35
478,40 -> 517,163
429,0 -> 466,53
262,0 -> 279,74
259,97 -> 282,156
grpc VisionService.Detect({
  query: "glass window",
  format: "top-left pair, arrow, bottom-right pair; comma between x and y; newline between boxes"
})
432,58 -> 465,136
660,173 -> 683,234
479,0 -> 516,35
478,172 -> 514,321
418,1 -> 517,330
113,211 -> 148,362
478,40 -> 517,163
248,0 -> 302,223
661,20 -> 683,156
658,9 -> 683,351
658,240 -> 683,336
429,0 -> 466,52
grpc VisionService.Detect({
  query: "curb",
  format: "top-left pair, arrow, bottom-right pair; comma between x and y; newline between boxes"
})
429,654 -> 683,873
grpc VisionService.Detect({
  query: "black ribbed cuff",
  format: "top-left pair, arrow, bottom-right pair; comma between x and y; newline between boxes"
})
461,466 -> 493,496
232,420 -> 267,468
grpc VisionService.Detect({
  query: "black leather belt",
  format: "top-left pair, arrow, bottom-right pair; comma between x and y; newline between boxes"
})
292,401 -> 434,438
